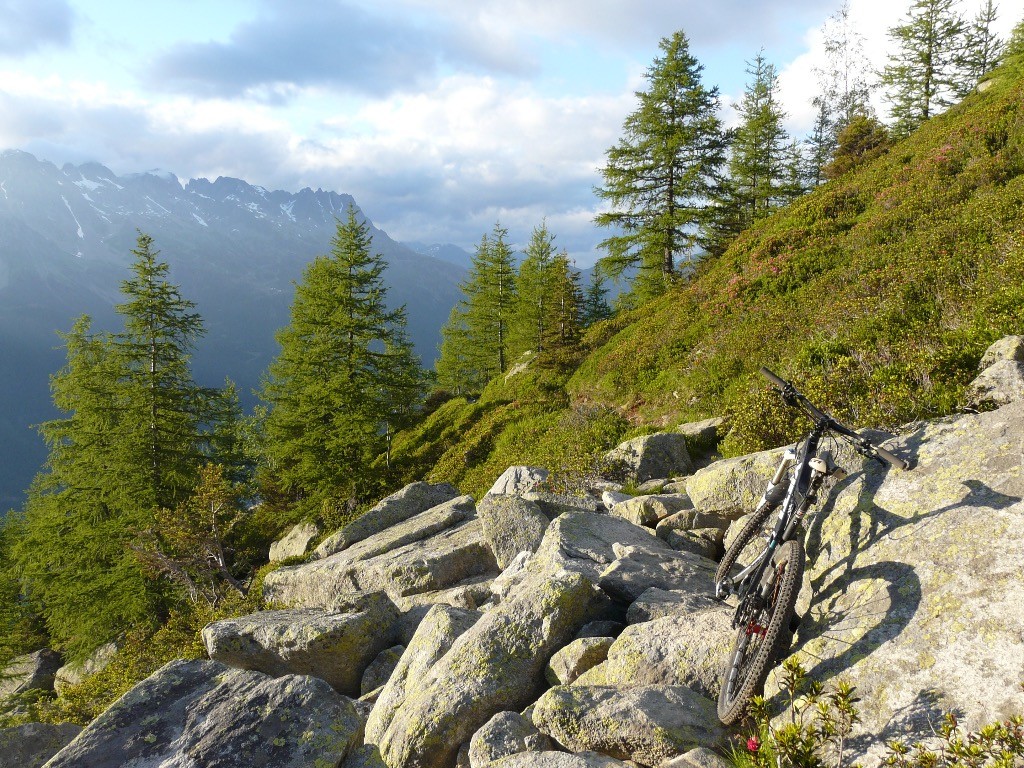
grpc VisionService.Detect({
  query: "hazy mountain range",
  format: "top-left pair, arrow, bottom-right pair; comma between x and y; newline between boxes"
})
0,149 -> 467,510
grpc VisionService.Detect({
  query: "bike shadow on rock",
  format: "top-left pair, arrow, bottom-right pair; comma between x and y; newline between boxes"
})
782,425 -> 1022,701
845,688 -> 966,756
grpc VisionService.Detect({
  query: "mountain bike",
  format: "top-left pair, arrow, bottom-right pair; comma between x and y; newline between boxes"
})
714,367 -> 909,725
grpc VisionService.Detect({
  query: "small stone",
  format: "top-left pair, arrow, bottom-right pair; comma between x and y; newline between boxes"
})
546,637 -> 615,685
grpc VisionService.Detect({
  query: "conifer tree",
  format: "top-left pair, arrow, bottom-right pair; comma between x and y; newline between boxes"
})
595,30 -> 726,299
116,233 -> 207,509
15,231 -> 214,657
436,224 -> 518,393
953,0 -> 1004,96
713,52 -> 795,250
881,0 -> 966,137
805,101 -> 837,187
262,206 -> 423,512
538,253 -> 583,369
435,306 -> 475,395
581,268 -> 614,327
511,222 -> 557,358
824,114 -> 893,179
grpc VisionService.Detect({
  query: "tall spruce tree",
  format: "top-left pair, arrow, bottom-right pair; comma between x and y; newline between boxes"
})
713,52 -> 795,250
436,224 -> 518,393
594,30 -> 726,299
881,0 -> 966,138
15,233 -> 211,657
537,253 -> 583,369
262,206 -> 422,512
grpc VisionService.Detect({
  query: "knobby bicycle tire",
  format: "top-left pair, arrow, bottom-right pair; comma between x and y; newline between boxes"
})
714,501 -> 776,587
717,538 -> 804,725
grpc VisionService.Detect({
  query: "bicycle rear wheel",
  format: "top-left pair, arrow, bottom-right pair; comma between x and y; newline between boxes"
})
717,538 -> 804,725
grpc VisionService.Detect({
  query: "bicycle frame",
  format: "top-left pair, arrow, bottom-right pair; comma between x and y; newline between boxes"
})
720,421 -> 831,628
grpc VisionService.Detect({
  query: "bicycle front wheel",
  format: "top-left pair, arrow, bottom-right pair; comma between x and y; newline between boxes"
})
717,538 -> 804,725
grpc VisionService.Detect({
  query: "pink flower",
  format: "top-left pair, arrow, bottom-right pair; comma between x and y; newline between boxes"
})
747,737 -> 761,752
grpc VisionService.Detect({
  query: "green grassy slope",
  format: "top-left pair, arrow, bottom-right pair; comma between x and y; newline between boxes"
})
391,59 -> 1024,494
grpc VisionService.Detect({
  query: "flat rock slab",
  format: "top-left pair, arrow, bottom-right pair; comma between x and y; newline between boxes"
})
530,511 -> 670,584
203,594 -> 398,696
469,711 -> 552,768
597,544 -> 717,604
376,570 -> 607,768
978,334 -> 1024,368
393,574 -> 496,612
44,659 -> 361,768
603,608 -> 733,699
265,515 -> 496,607
269,521 -> 321,561
0,722 -> 82,768
605,433 -> 693,483
489,466 -> 550,496
532,685 -> 723,767
478,494 -> 550,568
522,492 -> 601,519
316,481 -> 462,558
626,588 -> 720,624
0,649 -> 62,699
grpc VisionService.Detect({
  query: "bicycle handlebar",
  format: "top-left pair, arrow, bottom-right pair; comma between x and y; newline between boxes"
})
759,367 -> 909,470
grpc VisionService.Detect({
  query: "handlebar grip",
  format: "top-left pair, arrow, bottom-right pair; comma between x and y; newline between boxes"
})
759,367 -> 789,391
873,444 -> 909,470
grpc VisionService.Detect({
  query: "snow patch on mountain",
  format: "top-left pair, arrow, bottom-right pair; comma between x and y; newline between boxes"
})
60,195 -> 84,238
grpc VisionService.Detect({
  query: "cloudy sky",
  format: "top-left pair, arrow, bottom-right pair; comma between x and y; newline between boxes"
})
1,0 -> 1020,265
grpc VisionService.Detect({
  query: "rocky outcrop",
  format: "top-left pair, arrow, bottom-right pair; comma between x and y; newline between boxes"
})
54,642 -> 118,695
488,466 -> 550,496
546,636 -> 614,685
0,649 -> 62,700
529,511 -> 669,583
605,433 -> 693,483
478,494 -> 549,568
0,722 -> 82,768
374,571 -> 607,768
202,593 -> 399,695
609,494 -> 692,527
269,521 -> 322,561
43,659 -> 362,768
967,336 -> 1024,408
365,604 -> 482,744
596,544 -> 717,603
264,497 -> 497,608
532,685 -> 722,766
316,481 -> 461,558
602,608 -> 733,700
22,391 -> 1024,768
468,711 -> 552,768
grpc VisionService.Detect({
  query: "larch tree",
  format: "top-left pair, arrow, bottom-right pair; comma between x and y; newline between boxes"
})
881,0 -> 966,138
594,30 -> 727,299
262,206 -> 423,515
15,232 -> 212,657
581,268 -> 614,327
510,222 -> 558,359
